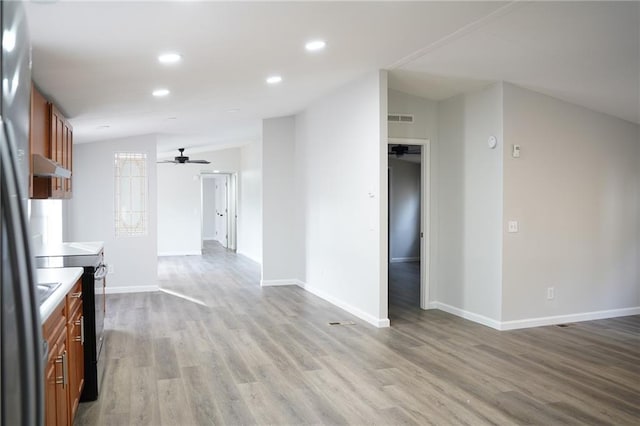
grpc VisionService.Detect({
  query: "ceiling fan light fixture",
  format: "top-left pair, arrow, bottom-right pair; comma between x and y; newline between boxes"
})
157,148 -> 211,165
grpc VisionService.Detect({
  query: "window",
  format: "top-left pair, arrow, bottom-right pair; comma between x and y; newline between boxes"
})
114,152 -> 148,237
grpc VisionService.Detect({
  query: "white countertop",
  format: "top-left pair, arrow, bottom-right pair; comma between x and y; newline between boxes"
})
33,241 -> 104,258
37,267 -> 84,323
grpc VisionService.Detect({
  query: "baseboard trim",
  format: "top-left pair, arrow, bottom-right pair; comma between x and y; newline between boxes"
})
296,281 -> 390,328
430,301 -> 640,331
236,250 -> 261,265
106,285 -> 159,294
390,257 -> 420,263
158,250 -> 201,256
431,302 -> 502,330
260,279 -> 301,287
500,306 -> 640,330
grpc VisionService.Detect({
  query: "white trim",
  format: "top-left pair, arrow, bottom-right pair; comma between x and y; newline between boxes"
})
297,281 -> 390,328
260,279 -> 301,287
430,302 -> 640,331
499,306 -> 640,331
430,302 -> 502,330
390,257 -> 420,263
105,285 -> 159,294
202,237 -> 217,241
387,137 -> 431,311
236,250 -> 261,264
158,250 -> 201,256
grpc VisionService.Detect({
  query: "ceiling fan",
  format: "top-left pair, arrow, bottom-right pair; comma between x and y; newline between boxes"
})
388,144 -> 420,158
157,148 -> 211,164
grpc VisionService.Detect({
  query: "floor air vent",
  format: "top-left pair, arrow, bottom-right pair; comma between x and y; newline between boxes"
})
388,113 -> 414,124
556,323 -> 575,328
328,321 -> 356,326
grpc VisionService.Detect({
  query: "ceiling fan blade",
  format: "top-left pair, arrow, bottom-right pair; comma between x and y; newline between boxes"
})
157,160 -> 178,163
186,160 -> 211,164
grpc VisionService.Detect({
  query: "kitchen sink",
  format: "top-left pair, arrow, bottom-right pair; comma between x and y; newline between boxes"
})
36,282 -> 61,305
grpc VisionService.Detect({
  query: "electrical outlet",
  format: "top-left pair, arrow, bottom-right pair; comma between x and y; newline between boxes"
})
108,264 -> 115,274
547,287 -> 554,300
508,221 -> 519,233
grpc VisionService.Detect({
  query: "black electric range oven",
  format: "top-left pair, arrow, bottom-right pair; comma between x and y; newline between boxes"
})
35,249 -> 107,401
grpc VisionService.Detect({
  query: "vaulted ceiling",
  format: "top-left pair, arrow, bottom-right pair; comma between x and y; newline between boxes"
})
26,1 -> 639,154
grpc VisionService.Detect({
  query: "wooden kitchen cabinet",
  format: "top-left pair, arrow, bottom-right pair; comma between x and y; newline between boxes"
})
43,301 -> 69,426
30,83 -> 73,199
66,280 -> 84,421
43,278 -> 84,426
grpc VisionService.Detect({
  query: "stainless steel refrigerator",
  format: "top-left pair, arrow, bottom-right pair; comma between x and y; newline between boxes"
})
0,1 -> 44,425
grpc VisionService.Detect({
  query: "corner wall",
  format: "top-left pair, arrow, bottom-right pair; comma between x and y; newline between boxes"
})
295,71 -> 388,326
238,140 -> 263,264
261,116 -> 302,284
502,83 -> 640,326
435,84 -> 504,325
69,135 -> 158,293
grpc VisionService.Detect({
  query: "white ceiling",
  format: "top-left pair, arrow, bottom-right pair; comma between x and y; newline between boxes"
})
25,1 -> 639,154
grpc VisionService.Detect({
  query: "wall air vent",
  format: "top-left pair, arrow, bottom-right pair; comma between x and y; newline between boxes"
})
388,113 -> 414,124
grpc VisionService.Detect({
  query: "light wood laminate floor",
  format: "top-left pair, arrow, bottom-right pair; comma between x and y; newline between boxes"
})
76,242 -> 640,425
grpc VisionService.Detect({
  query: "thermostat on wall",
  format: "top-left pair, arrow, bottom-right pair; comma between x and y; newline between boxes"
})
488,136 -> 497,149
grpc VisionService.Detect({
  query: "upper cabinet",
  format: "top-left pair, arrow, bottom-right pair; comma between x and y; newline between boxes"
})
30,83 -> 73,199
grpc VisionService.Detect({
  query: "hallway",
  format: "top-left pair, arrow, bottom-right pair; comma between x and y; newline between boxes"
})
75,244 -> 640,425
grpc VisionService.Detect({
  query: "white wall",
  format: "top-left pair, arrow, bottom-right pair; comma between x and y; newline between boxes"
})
436,84 -> 504,324
295,71 -> 388,326
261,116 -> 302,283
201,178 -> 217,240
389,158 -> 421,262
68,135 -> 158,293
157,148 -> 240,256
237,141 -> 262,263
502,83 -> 640,323
388,89 -> 438,140
388,89 -> 439,306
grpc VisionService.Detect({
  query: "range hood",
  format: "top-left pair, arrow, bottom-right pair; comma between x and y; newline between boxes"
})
32,154 -> 71,178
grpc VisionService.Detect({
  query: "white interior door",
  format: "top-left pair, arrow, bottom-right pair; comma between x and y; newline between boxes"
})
215,176 -> 228,247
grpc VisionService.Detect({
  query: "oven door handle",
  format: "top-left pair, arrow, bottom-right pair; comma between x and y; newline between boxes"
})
94,265 -> 108,280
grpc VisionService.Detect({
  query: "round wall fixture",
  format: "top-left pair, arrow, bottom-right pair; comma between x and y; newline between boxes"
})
488,135 -> 498,149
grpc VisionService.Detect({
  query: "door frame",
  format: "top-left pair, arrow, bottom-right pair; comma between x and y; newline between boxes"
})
200,172 -> 238,251
388,137 -> 431,310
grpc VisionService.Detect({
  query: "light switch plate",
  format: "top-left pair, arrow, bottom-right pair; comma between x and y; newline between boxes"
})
508,221 -> 519,233
512,145 -> 521,158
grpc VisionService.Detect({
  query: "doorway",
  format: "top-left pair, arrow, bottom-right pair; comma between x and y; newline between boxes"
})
387,138 -> 430,319
201,172 -> 237,251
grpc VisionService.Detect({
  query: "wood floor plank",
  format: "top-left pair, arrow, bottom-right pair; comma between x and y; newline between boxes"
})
74,241 -> 640,425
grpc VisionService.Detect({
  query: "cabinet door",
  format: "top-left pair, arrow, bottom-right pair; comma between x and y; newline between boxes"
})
67,306 -> 84,420
53,330 -> 69,426
64,123 -> 73,197
50,106 -> 64,198
45,343 -> 57,426
30,84 -> 53,199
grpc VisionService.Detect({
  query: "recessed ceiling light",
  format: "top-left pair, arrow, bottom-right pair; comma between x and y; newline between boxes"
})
96,125 -> 110,129
158,53 -> 182,64
226,107 -> 240,113
266,75 -> 282,85
152,88 -> 170,97
166,116 -> 177,120
305,40 -> 326,52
